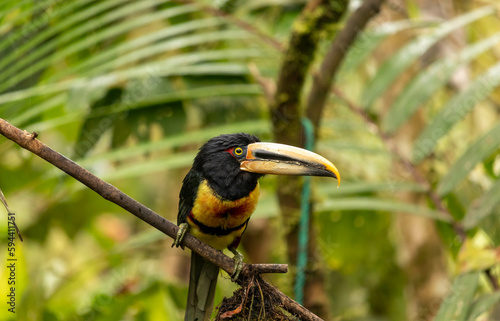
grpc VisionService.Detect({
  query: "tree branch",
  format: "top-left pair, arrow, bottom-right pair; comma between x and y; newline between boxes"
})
306,0 -> 386,137
269,1 -> 348,318
0,118 -> 325,320
271,0 -> 348,146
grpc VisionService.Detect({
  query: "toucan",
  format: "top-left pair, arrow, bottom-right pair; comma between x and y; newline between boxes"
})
172,133 -> 340,321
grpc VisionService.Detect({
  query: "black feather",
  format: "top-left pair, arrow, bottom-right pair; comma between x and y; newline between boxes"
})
177,133 -> 263,224
192,133 -> 263,201
177,168 -> 204,225
177,133 -> 263,321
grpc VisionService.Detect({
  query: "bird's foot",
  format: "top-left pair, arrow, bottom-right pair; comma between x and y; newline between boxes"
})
229,248 -> 244,281
171,223 -> 188,249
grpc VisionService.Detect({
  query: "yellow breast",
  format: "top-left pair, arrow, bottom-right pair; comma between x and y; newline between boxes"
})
188,180 -> 260,250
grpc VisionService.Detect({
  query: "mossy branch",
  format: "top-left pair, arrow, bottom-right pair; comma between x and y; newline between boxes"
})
269,1 -> 348,318
306,0 -> 387,137
271,0 -> 348,146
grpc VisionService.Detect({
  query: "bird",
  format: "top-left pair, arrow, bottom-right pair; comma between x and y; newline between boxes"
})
172,133 -> 340,321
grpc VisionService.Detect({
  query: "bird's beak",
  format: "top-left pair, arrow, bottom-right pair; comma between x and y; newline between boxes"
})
240,142 -> 340,186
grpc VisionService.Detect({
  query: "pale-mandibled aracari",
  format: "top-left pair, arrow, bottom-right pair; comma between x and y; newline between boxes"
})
172,133 -> 340,321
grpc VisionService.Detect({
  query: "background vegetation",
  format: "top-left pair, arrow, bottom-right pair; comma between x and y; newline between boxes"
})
1,0 -> 500,320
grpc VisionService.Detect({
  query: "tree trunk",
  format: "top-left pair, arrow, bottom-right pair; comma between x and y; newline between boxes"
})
270,1 -> 348,319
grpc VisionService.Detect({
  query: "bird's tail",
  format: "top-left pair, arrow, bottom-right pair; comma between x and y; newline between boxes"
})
185,252 -> 219,321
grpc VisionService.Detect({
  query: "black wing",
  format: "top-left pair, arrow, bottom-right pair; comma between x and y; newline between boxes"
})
177,168 -> 204,225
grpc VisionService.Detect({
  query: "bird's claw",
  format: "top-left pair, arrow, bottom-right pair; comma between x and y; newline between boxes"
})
229,248 -> 244,281
172,223 -> 189,249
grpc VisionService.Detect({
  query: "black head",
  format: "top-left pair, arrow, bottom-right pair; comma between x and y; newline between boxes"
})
193,133 -> 263,201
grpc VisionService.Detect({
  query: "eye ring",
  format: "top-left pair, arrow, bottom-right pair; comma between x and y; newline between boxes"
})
234,147 -> 244,156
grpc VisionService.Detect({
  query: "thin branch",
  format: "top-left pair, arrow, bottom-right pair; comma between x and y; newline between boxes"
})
486,268 -> 500,291
248,62 -> 276,105
244,263 -> 287,274
271,0 -> 348,146
0,118 -> 325,319
0,188 -> 23,241
306,0 -> 386,137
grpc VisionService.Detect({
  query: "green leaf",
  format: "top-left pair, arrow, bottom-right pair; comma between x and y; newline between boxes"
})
252,192 -> 279,219
319,141 -> 389,154
10,94 -> 66,125
23,84 -> 262,132
79,120 -> 268,165
413,62 -> 500,164
94,152 -> 198,181
466,292 -> 500,321
0,58 -> 256,105
437,123 -> 500,196
74,88 -> 124,158
0,0 -> 198,92
89,84 -> 262,119
0,0 -> 96,59
82,29 -> 254,77
463,178 -> 500,229
445,193 -> 466,220
40,120 -> 270,185
111,229 -> 165,253
457,231 -> 498,273
361,6 -> 494,109
383,31 -> 500,134
56,17 -> 227,79
318,197 -> 452,222
40,120 -> 267,186
316,181 -> 426,197
483,151 -> 500,179
434,272 -> 480,321
340,19 -> 419,73
0,0 -> 115,70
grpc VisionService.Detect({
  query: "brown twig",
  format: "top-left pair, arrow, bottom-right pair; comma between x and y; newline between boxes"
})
248,62 -> 276,105
0,118 -> 324,319
306,0 -> 386,137
0,188 -> 23,241
486,268 -> 500,291
271,0 -> 348,146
